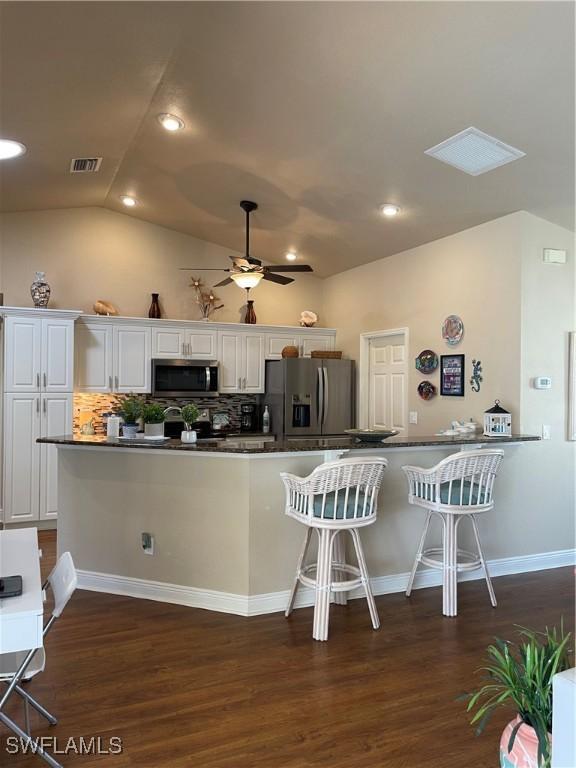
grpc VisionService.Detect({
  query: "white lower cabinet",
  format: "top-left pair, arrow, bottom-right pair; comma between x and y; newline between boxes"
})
3,393 -> 72,523
218,331 -> 265,393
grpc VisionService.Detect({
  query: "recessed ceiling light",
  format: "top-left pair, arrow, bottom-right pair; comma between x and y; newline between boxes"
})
120,195 -> 137,207
0,139 -> 26,160
424,127 -> 525,176
380,204 -> 400,217
157,113 -> 185,132
286,251 -> 297,261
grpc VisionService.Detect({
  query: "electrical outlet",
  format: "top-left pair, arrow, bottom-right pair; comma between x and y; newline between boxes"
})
409,412 -> 418,425
141,532 -> 155,555
542,425 -> 551,440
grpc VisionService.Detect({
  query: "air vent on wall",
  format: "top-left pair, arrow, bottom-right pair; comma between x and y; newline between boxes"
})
69,157 -> 102,173
424,127 -> 525,176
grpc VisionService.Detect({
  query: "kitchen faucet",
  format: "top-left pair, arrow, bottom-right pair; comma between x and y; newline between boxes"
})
163,406 -> 182,418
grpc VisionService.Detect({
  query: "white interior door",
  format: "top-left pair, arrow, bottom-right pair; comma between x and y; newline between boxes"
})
40,394 -> 73,520
368,333 -> 407,432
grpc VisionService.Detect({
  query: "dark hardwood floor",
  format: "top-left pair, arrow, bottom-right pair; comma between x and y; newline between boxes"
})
2,530 -> 574,767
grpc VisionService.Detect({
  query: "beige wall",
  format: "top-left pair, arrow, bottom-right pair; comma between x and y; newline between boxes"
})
0,207 -> 325,327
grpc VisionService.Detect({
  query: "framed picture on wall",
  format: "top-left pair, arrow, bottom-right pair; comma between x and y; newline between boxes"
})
441,354 -> 465,396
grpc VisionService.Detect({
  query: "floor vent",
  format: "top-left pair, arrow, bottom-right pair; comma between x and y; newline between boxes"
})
69,157 -> 102,173
425,127 -> 525,176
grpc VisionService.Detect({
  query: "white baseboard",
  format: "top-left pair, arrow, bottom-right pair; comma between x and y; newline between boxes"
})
77,547 -> 576,618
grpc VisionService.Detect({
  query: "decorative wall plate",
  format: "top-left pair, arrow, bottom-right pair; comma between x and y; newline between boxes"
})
417,381 -> 437,401
415,349 -> 439,374
442,315 -> 464,346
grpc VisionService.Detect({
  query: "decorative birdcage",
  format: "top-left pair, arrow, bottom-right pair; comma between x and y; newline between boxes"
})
483,400 -> 512,437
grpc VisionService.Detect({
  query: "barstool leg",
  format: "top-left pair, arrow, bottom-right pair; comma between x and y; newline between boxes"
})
285,528 -> 312,617
350,529 -> 380,630
332,532 -> 348,606
443,513 -> 458,617
406,510 -> 432,597
470,515 -> 497,608
313,529 -> 334,641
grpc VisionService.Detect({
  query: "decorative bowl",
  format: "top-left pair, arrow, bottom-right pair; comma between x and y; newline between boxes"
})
345,428 -> 399,442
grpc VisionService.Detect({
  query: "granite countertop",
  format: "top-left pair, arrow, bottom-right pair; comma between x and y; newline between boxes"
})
38,433 -> 540,454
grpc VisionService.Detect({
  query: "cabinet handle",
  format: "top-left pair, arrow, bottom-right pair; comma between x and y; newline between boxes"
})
109,375 -> 112,390
243,378 -> 247,390
182,342 -> 185,357
238,377 -> 241,389
43,372 -> 47,389
43,397 -> 46,414
186,343 -> 190,357
115,375 -> 119,390
36,373 -> 40,389
36,397 -> 40,413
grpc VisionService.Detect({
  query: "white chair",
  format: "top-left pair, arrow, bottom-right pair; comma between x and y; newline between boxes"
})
281,457 -> 387,641
402,449 -> 504,617
0,552 -> 77,768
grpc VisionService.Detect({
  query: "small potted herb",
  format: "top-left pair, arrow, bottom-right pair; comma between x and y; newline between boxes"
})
141,402 -> 166,440
181,403 -> 199,444
117,396 -> 142,438
462,623 -> 572,768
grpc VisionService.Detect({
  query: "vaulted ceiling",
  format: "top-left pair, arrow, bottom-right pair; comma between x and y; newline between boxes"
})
0,1 -> 573,276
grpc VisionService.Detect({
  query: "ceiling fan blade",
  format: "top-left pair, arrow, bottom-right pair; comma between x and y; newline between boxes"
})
263,272 -> 294,285
265,265 -> 313,273
180,268 -> 231,271
214,277 -> 234,287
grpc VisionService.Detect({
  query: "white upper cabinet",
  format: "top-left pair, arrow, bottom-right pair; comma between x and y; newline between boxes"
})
265,333 -> 300,360
218,331 -> 265,393
113,326 -> 151,393
75,322 -> 113,392
186,329 -> 217,359
300,334 -> 334,358
151,327 -> 187,359
41,318 -> 74,392
265,332 -> 335,360
3,317 -> 42,392
3,315 -> 75,393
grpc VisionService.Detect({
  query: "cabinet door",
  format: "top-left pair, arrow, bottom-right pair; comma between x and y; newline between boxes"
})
40,394 -> 73,520
243,334 -> 265,393
265,333 -> 299,360
300,334 -> 334,358
113,326 -> 151,393
41,319 -> 74,392
3,394 -> 40,522
3,317 -> 41,392
186,329 -> 217,360
75,323 -> 113,392
218,332 -> 243,392
151,327 -> 186,359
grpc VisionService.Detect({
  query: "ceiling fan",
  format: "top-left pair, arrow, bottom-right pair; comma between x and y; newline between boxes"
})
181,200 -> 313,291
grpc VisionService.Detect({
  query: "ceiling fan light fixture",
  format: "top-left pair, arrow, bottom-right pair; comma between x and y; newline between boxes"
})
231,271 -> 264,289
0,138 -> 26,160
157,113 -> 185,132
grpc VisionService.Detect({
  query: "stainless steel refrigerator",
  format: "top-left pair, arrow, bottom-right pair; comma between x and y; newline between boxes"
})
265,358 -> 355,437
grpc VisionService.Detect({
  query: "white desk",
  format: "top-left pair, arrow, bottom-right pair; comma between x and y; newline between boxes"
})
0,528 -> 43,654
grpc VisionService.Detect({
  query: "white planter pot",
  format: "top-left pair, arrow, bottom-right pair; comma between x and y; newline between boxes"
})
144,422 -> 164,439
181,430 -> 197,444
122,423 -> 139,439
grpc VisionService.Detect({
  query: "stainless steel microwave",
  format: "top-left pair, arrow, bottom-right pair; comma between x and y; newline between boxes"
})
151,359 -> 219,398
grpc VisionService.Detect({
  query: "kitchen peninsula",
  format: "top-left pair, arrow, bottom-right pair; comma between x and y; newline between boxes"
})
40,432 -> 539,616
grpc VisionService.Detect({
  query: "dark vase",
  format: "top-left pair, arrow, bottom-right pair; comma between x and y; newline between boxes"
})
148,293 -> 161,319
244,300 -> 257,324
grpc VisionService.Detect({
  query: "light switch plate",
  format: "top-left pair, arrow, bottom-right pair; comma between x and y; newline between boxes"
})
543,248 -> 567,264
409,411 -> 418,424
542,425 -> 551,440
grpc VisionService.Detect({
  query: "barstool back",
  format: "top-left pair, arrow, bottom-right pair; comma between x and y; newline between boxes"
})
281,456 -> 388,528
403,449 -> 504,512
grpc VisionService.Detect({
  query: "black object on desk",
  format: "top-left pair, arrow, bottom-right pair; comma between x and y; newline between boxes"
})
0,575 -> 23,598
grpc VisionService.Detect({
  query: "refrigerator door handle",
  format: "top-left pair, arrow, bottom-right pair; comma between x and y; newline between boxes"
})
322,367 -> 329,428
317,366 -> 324,429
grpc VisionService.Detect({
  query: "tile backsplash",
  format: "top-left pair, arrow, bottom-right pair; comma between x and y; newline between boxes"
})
74,392 -> 260,435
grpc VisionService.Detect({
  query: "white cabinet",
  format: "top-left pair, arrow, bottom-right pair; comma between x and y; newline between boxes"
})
3,393 -> 72,523
265,332 -> 335,359
3,316 -> 74,393
113,326 -> 151,393
3,394 -> 41,523
151,327 -> 217,360
40,394 -> 73,520
218,331 -> 265,393
76,322 -> 150,393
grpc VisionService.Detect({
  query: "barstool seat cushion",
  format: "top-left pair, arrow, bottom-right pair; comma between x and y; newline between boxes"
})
313,492 -> 368,519
414,481 -> 480,506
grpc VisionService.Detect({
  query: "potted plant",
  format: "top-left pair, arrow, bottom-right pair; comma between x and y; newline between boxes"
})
141,402 -> 166,440
463,624 -> 572,768
116,396 -> 142,438
180,403 -> 199,443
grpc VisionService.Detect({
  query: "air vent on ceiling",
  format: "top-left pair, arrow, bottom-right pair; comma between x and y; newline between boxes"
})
424,127 -> 525,176
69,157 -> 102,173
